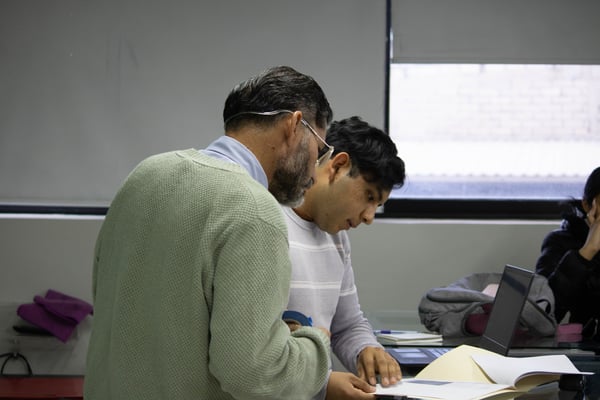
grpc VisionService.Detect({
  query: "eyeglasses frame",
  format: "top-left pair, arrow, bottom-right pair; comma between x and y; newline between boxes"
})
224,109 -> 334,166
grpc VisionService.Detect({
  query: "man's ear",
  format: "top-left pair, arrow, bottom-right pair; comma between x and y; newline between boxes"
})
327,152 -> 351,183
283,111 -> 304,148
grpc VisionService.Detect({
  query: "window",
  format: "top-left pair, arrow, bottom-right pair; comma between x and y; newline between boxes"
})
389,63 -> 600,200
384,0 -> 600,219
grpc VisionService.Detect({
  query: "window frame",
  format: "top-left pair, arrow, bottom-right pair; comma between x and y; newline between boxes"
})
381,0 -> 581,220
0,204 -> 108,215
380,199 -> 564,220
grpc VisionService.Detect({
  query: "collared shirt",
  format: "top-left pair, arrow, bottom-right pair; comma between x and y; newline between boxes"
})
200,136 -> 268,189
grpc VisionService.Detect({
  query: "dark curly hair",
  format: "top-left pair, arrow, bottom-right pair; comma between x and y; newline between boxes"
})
563,166 -> 600,216
325,116 -> 406,191
583,166 -> 600,207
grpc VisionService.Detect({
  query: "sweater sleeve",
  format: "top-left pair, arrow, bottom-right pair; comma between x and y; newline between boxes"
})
208,209 -> 330,400
548,250 -> 592,321
329,240 -> 381,373
535,230 -> 580,278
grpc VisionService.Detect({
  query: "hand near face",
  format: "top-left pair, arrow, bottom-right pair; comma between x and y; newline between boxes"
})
326,371 -> 376,400
581,198 -> 600,261
357,346 -> 402,387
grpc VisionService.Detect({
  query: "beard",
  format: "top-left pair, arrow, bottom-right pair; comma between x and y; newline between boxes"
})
269,134 -> 313,207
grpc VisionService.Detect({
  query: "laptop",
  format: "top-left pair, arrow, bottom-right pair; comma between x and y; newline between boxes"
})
386,264 -> 534,367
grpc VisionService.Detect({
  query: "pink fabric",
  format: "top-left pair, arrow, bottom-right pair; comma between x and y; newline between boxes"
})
556,323 -> 583,342
464,303 -> 493,335
17,290 -> 93,343
557,323 -> 582,335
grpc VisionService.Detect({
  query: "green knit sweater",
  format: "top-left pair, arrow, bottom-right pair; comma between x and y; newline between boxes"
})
84,149 -> 330,399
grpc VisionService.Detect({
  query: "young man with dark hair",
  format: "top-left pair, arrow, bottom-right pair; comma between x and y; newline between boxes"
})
284,116 -> 406,399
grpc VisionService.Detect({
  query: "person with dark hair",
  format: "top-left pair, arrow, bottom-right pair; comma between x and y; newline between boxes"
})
535,166 -> 600,331
84,66 -> 336,399
283,116 -> 406,399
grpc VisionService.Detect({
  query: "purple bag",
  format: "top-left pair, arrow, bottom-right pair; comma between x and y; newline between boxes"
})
17,290 -> 93,342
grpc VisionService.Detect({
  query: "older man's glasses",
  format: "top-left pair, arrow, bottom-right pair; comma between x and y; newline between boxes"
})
298,118 -> 335,166
224,109 -> 334,166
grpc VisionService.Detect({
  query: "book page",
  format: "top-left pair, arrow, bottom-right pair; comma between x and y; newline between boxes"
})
378,339 -> 445,346
375,378 -> 511,400
415,345 -> 498,383
413,343 -> 592,395
471,353 -> 592,391
376,331 -> 442,341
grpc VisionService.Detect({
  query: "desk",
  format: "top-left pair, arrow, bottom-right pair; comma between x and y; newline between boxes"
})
0,376 -> 83,399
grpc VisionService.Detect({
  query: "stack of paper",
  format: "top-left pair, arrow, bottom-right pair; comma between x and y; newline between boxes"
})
375,344 -> 593,400
375,330 -> 443,346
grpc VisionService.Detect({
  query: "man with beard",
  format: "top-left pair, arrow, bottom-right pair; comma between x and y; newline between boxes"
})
84,66 -> 341,400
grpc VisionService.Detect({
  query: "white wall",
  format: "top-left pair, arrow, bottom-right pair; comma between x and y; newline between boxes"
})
349,219 -> 559,330
0,215 -> 560,374
2,216 -> 560,307
0,0 -> 387,206
0,215 -> 101,375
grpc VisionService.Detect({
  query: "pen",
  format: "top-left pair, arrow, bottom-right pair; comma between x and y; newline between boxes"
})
374,329 -> 416,334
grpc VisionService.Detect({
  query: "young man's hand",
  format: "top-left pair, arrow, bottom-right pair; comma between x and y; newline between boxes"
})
285,321 -> 331,338
326,371 -> 376,399
357,346 -> 402,386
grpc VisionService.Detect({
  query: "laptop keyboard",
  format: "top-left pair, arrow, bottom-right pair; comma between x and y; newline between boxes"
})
428,347 -> 451,357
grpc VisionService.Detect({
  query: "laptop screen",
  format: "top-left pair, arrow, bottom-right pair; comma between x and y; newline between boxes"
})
478,264 -> 534,355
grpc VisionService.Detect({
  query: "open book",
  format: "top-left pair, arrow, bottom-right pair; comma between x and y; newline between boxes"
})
376,344 -> 592,400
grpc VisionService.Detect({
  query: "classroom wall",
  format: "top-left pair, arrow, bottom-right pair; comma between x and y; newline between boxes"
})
349,219 -> 559,330
0,0 -> 567,375
0,215 -> 560,374
0,0 -> 387,206
0,216 -> 560,309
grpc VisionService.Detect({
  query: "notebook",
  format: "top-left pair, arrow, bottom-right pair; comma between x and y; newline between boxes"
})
386,264 -> 534,367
